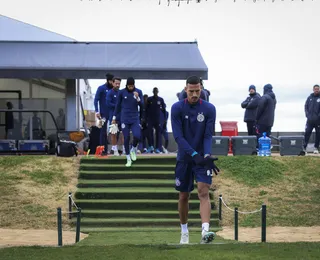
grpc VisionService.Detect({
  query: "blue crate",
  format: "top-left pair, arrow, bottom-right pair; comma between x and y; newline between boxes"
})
0,140 -> 17,151
18,140 -> 49,151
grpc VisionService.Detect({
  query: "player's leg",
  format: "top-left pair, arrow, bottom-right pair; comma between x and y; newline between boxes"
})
110,125 -> 119,156
195,166 -> 215,243
314,124 -> 320,154
146,122 -> 155,153
175,161 -> 194,244
130,121 -> 141,161
162,128 -> 169,153
304,121 -> 314,151
121,123 -> 132,167
99,115 -> 108,153
154,122 -> 162,153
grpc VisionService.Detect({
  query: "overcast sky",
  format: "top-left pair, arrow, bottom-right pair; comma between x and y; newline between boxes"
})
1,0 -> 320,132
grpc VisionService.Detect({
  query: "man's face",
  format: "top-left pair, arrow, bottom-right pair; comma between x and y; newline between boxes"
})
127,85 -> 135,92
113,79 -> 121,90
153,88 -> 159,96
185,83 -> 201,104
249,89 -> 255,94
314,86 -> 320,95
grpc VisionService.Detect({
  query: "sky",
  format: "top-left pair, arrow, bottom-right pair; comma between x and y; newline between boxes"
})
1,0 -> 320,132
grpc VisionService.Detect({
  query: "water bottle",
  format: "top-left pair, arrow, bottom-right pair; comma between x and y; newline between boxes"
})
258,132 -> 271,156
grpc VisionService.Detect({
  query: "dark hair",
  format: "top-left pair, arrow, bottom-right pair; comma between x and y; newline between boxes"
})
126,77 -> 135,86
113,77 -> 121,82
186,75 -> 201,85
106,73 -> 114,81
313,85 -> 320,89
143,94 -> 148,98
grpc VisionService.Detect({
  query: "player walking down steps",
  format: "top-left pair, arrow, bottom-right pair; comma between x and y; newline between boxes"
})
112,77 -> 144,167
171,75 -> 220,244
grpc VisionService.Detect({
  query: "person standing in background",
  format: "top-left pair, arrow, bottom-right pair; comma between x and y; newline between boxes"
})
255,84 -> 276,138
146,87 -> 167,154
303,84 -> 320,154
241,85 -> 261,135
94,73 -> 114,153
5,102 -> 14,139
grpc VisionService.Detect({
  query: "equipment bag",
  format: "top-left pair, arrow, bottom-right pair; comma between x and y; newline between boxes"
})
56,140 -> 78,157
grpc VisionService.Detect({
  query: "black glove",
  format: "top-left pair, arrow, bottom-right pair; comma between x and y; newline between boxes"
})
204,156 -> 220,175
192,154 -> 206,166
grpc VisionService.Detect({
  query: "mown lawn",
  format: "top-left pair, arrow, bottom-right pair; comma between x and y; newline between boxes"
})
1,242 -> 320,260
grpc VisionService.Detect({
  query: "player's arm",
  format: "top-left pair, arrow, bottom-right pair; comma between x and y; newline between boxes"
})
171,103 -> 196,156
256,96 -> 266,122
203,105 -> 216,157
107,90 -> 116,109
112,91 -> 122,122
94,86 -> 101,117
138,90 -> 145,120
161,98 -> 167,118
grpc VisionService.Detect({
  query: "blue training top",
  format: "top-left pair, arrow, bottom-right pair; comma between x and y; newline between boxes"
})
171,99 -> 216,162
106,88 -> 120,122
113,88 -> 144,124
94,83 -> 113,117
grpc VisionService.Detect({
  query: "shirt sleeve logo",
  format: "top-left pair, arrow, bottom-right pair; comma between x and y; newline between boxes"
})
197,112 -> 205,122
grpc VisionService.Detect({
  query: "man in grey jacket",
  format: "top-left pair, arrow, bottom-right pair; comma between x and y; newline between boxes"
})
241,85 -> 261,135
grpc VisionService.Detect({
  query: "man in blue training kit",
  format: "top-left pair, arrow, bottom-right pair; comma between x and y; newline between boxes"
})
106,77 -> 124,156
112,77 -> 144,167
94,73 -> 114,153
146,87 -> 167,153
171,75 -> 219,244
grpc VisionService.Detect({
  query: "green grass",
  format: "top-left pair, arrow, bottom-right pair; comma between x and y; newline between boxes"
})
217,156 -> 288,187
0,156 -> 78,229
216,156 -> 320,227
1,243 -> 320,260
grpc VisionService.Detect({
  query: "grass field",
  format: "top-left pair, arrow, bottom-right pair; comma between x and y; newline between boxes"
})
1,155 -> 320,259
1,155 -> 320,229
214,156 -> 320,227
0,156 -> 79,229
1,242 -> 320,260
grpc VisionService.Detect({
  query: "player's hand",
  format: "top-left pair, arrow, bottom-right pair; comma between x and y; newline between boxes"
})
96,112 -> 101,119
111,120 -> 116,125
192,154 -> 206,166
204,157 -> 220,175
133,92 -> 139,98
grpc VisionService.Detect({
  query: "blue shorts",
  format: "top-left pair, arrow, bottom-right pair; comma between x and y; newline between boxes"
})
175,161 -> 213,192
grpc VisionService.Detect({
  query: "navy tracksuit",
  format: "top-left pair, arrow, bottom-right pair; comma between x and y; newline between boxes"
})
241,92 -> 261,135
113,88 -> 144,155
256,85 -> 276,138
304,93 -> 320,149
146,96 -> 166,151
160,110 -> 169,150
94,83 -> 113,147
171,99 -> 216,192
106,88 -> 120,126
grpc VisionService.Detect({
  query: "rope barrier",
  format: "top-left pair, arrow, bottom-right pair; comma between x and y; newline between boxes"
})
68,193 -> 79,209
220,196 -> 262,214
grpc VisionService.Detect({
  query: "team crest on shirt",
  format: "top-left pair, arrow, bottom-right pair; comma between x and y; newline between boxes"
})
317,98 -> 320,102
121,123 -> 125,129
175,178 -> 181,187
197,113 -> 205,122
157,101 -> 161,105
124,96 -> 127,99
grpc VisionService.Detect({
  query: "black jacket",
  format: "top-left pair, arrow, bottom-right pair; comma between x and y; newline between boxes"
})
256,89 -> 277,127
241,93 -> 261,122
304,93 -> 320,124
